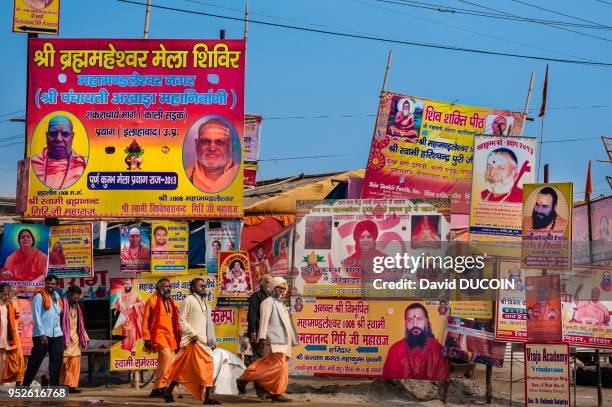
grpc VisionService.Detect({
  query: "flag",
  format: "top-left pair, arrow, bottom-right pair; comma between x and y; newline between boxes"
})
585,160 -> 592,201
538,64 -> 548,118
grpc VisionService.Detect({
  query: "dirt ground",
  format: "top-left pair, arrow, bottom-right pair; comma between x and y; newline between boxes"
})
0,361 -> 610,407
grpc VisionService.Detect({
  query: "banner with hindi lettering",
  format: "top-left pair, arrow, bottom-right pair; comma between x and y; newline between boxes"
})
150,220 -> 189,274
294,198 -> 451,298
495,258 -> 527,342
23,38 -> 245,219
591,196 -> 612,263
468,135 -> 536,257
47,223 -> 93,278
243,114 -> 261,187
109,273 -> 241,371
525,343 -> 571,407
248,225 -> 293,287
291,298 -> 449,380
361,91 -> 525,214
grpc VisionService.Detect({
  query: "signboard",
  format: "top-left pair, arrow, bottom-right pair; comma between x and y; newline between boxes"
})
572,204 -> 589,265
217,251 -> 253,298
361,91 -> 525,213
150,220 -> 188,274
292,298 -> 449,381
243,114 -> 261,187
469,135 -> 536,256
561,266 -> 611,349
294,198 -> 451,297
56,254 -> 119,301
48,223 -> 93,278
13,0 -> 60,35
442,316 -> 505,367
0,223 -> 49,290
525,274 -> 562,343
591,196 -> 612,262
525,343 -> 571,407
23,38 -> 245,219
110,273 -> 241,370
120,225 -> 151,273
522,183 -> 573,270
495,258 -> 527,342
248,226 -> 293,285
205,220 -> 241,273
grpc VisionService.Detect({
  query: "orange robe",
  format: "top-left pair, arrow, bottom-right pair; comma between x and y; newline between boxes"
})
143,293 -> 181,390
186,160 -> 238,193
115,291 -> 145,352
2,248 -> 47,282
167,343 -> 214,399
1,302 -> 25,384
31,149 -> 87,189
382,337 -> 449,381
240,351 -> 288,396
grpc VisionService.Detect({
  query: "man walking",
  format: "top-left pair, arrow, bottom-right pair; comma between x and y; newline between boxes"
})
165,278 -> 219,404
143,278 -> 181,397
239,277 -> 298,402
60,286 -> 89,393
0,283 -> 24,385
23,275 -> 64,387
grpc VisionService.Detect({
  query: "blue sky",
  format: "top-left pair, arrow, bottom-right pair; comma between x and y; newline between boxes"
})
0,0 -> 610,200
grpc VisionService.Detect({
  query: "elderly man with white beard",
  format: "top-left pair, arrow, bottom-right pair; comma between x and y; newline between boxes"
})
186,119 -> 239,193
238,277 -> 298,402
480,147 -> 523,203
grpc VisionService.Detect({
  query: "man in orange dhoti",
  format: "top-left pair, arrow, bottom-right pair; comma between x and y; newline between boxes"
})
60,286 -> 89,393
0,283 -> 24,385
143,278 -> 181,397
239,277 -> 298,402
31,115 -> 87,189
165,278 -> 219,404
186,119 -> 239,193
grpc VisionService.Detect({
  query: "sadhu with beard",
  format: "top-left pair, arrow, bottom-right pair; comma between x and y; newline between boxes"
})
523,187 -> 568,235
382,303 -> 449,381
481,148 -> 523,203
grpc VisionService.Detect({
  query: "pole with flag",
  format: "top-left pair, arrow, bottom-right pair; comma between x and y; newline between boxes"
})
537,65 -> 548,182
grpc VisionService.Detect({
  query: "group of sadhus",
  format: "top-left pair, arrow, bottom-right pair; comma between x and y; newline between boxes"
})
0,274 -> 88,393
144,274 -> 296,404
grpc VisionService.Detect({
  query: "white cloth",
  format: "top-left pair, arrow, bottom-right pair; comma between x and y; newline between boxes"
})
258,297 -> 299,357
178,294 -> 216,349
212,348 -> 246,395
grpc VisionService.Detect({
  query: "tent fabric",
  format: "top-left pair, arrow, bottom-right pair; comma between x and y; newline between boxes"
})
244,215 -> 295,228
244,169 -> 365,215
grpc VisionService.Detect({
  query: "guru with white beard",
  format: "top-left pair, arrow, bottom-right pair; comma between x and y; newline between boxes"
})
480,147 -> 523,203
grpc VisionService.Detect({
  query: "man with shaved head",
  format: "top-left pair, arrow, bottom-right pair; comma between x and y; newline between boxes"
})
186,119 -> 238,193
31,115 -> 87,189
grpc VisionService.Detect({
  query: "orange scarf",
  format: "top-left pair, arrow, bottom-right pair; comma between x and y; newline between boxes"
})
40,290 -> 63,311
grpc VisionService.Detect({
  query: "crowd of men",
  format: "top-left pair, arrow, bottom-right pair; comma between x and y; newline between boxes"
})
0,273 -> 296,404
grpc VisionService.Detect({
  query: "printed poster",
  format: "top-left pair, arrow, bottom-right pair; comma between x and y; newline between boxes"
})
572,204 -> 589,265
13,0 -> 60,35
450,258 -> 494,319
561,266 -> 611,349
525,274 -> 562,343
23,38 -> 245,219
218,251 -> 253,298
150,220 -> 189,274
294,198 -> 451,297
442,316 -> 506,367
522,183 -> 573,270
0,223 -> 49,290
205,220 -> 241,273
591,196 -> 612,262
291,298 -> 449,381
525,343 -> 571,407
469,135 -> 536,256
495,258 -> 527,342
361,91 -> 525,213
16,298 -> 34,356
120,225 -> 151,273
110,273 -> 241,370
248,225 -> 293,285
48,223 -> 94,278
243,114 -> 262,187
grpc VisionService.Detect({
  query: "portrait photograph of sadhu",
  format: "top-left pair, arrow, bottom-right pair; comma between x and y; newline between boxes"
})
30,114 -> 88,190
304,216 -> 332,250
0,223 -> 50,283
484,114 -> 515,136
481,147 -> 528,203
411,215 -> 441,249
183,115 -> 241,193
341,219 -> 387,277
218,251 -> 253,297
382,302 -> 449,381
386,96 -> 423,142
22,0 -> 55,10
522,185 -> 570,236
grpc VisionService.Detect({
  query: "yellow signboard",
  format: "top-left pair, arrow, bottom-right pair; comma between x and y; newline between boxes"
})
13,0 -> 60,35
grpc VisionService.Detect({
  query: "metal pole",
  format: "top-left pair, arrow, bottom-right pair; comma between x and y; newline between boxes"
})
243,1 -> 249,67
143,0 -> 152,39
381,49 -> 392,92
573,353 -> 577,407
521,72 -> 535,135
510,347 -> 513,406
543,164 -> 549,183
220,29 -> 226,39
